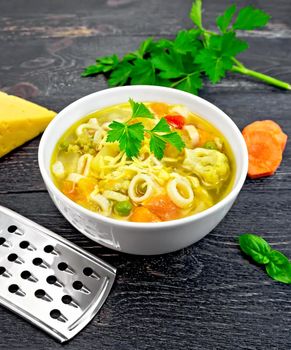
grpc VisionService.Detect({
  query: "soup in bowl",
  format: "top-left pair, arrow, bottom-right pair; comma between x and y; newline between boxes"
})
38,86 -> 248,255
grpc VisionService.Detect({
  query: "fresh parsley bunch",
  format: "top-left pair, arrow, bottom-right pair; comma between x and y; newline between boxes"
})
239,234 -> 291,284
82,0 -> 291,93
106,99 -> 185,159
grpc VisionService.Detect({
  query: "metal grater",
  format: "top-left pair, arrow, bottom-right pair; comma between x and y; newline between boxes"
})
0,205 -> 116,343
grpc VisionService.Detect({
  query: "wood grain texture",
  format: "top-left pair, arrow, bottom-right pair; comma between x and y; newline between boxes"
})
0,0 -> 291,349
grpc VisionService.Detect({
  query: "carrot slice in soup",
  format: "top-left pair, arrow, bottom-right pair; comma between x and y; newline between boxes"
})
62,178 -> 97,202
62,180 -> 78,200
129,207 -> 161,223
150,102 -> 170,117
197,128 -> 215,147
243,120 -> 287,151
243,129 -> 283,179
78,177 -> 97,197
144,194 -> 180,221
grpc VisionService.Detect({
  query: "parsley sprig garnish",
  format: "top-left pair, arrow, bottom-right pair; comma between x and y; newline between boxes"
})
82,1 -> 290,93
106,99 -> 185,159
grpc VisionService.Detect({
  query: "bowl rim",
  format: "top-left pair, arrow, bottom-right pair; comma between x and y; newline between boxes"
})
38,85 -> 248,230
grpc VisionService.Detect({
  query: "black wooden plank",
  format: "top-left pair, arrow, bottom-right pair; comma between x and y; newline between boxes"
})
0,190 -> 290,349
0,0 -> 291,39
1,34 -> 291,102
0,0 -> 291,349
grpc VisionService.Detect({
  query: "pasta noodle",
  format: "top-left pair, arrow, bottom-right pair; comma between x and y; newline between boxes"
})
89,191 -> 110,216
167,176 -> 194,208
77,154 -> 93,176
128,174 -> 155,203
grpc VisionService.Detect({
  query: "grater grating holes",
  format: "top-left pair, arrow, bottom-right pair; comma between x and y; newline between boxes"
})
50,309 -> 61,319
44,245 -> 54,253
8,284 -> 19,293
20,271 -> 31,280
8,253 -> 18,262
7,225 -> 17,233
46,275 -> 57,284
72,281 -> 83,290
32,257 -> 43,266
58,262 -> 68,271
83,267 -> 93,276
0,206 -> 116,342
61,295 -> 72,305
19,241 -> 30,249
35,289 -> 46,299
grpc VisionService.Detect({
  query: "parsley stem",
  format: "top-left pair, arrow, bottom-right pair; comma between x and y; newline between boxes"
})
231,57 -> 244,69
170,72 -> 196,88
231,65 -> 291,90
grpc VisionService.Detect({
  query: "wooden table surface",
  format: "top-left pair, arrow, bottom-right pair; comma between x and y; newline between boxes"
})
0,0 -> 290,349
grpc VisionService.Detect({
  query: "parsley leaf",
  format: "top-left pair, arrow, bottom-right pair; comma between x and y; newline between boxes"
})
190,0 -> 203,30
81,65 -> 104,77
82,2 -> 290,92
107,121 -> 144,158
149,131 -> 185,160
129,99 -> 154,119
130,59 -> 156,85
81,55 -> 119,77
173,29 -> 202,54
216,4 -> 237,33
108,61 -> 133,86
233,6 -> 271,30
174,72 -> 202,94
152,49 -> 186,79
151,118 -> 171,132
195,32 -> 248,83
161,132 -> 185,151
107,99 -> 185,159
106,121 -> 126,142
195,49 -> 232,83
137,37 -> 154,58
149,118 -> 185,159
149,134 -> 167,160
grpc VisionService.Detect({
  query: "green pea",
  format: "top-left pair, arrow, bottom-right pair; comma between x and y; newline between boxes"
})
114,200 -> 133,216
59,140 -> 69,151
203,141 -> 218,150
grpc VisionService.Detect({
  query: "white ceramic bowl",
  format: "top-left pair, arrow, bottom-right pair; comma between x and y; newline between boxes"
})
38,86 -> 248,255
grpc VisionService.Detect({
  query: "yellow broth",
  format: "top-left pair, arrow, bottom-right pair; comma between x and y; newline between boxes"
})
51,102 -> 235,222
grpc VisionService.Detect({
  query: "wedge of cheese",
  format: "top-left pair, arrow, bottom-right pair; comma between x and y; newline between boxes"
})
0,91 -> 56,157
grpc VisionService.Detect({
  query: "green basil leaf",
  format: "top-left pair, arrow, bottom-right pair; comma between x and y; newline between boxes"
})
266,250 -> 291,284
239,234 -> 271,264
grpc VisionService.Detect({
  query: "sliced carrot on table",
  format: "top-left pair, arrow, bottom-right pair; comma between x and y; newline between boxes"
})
243,120 -> 287,151
243,128 -> 283,179
144,194 -> 180,221
129,207 -> 161,223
